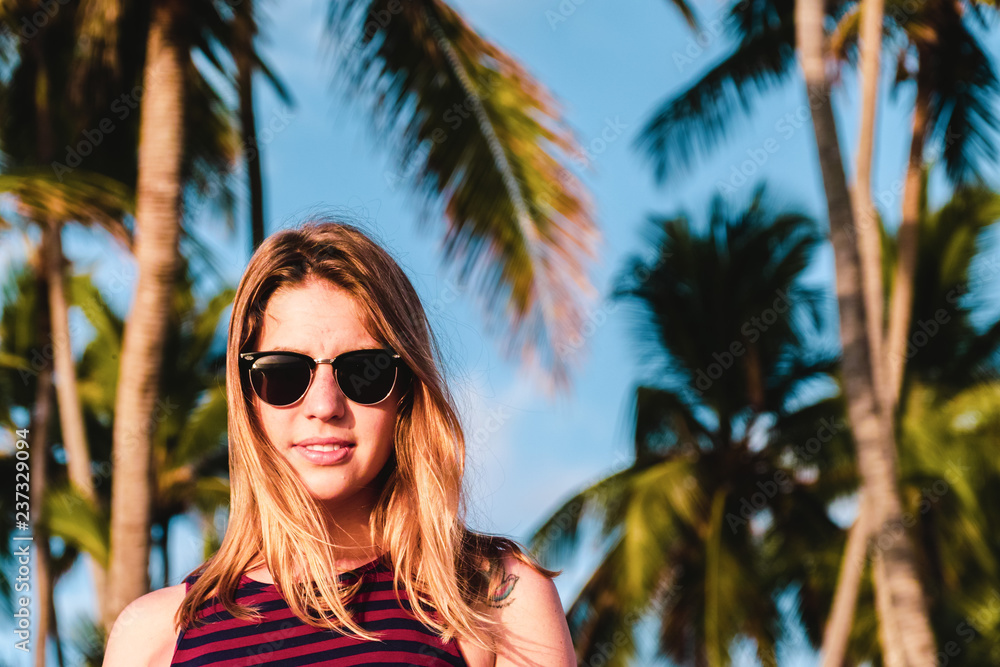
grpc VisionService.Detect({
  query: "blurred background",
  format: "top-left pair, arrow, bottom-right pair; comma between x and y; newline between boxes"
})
1,0 -> 1000,665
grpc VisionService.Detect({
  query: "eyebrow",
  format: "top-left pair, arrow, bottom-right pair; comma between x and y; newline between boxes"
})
269,344 -> 307,354
265,344 -> 382,355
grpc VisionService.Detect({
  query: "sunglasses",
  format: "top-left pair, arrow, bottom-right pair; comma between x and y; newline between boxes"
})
239,348 -> 407,407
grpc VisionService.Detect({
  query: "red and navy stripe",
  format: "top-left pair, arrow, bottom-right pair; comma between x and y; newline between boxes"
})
170,557 -> 469,666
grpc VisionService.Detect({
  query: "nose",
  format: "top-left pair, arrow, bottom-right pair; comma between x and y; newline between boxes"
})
302,362 -> 346,420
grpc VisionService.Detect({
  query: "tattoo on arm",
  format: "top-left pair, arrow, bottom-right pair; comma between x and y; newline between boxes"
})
487,560 -> 519,608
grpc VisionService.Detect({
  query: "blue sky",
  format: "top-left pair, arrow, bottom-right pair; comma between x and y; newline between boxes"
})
3,0 -> 1000,664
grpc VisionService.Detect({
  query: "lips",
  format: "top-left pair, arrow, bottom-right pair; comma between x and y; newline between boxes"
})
293,438 -> 355,465
295,437 -> 354,448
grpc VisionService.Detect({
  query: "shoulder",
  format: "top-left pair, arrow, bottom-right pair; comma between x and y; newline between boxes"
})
485,554 -> 576,667
103,583 -> 187,667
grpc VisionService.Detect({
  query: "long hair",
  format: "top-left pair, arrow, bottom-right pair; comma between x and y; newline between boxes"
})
174,218 -> 559,652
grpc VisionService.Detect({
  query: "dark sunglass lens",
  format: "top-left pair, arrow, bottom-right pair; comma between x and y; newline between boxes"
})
250,355 -> 312,406
337,351 -> 397,404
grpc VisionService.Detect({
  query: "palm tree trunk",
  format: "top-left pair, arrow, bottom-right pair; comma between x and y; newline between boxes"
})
43,223 -> 97,510
31,377 -> 56,667
234,4 -> 265,252
29,240 -> 55,667
49,586 -> 65,667
821,0 -> 885,661
705,490 -> 726,667
31,33 -> 109,625
884,72 -> 932,414
794,0 -> 937,664
105,0 -> 187,630
820,493 -> 870,667
872,57 -> 933,667
853,0 -> 887,400
42,222 -> 109,619
161,520 -> 171,589
874,550 -> 908,667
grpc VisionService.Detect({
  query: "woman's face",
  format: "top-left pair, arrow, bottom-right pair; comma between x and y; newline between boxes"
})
251,278 -> 401,506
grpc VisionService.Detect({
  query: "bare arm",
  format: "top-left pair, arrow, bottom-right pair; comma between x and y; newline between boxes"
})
103,584 -> 186,667
489,556 -> 576,667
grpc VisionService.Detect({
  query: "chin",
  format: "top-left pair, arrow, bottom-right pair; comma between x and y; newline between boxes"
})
297,474 -> 352,502
299,472 -> 376,506
302,484 -> 349,502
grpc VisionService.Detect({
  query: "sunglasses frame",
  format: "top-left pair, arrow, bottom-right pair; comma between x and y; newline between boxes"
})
239,348 -> 405,407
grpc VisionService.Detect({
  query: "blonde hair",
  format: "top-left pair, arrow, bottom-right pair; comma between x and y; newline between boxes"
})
174,218 -> 558,652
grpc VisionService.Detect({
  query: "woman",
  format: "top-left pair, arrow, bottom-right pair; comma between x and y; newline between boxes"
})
103,219 -> 576,666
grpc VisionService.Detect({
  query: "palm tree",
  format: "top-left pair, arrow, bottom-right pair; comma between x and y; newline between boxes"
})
812,0 -> 999,658
55,0 -> 247,628
230,0 -> 294,252
812,181 -> 1000,664
796,0 -> 937,662
635,0 -> 998,658
49,264 -> 233,660
0,0 -> 138,636
0,242 -> 68,667
0,0 -> 240,632
103,0 -> 190,626
1,257 -> 234,661
67,264 -> 233,590
819,0 -> 885,657
530,186 -> 853,666
831,0 -> 1000,413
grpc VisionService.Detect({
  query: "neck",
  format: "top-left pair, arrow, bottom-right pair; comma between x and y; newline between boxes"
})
317,485 -> 383,567
245,487 -> 383,585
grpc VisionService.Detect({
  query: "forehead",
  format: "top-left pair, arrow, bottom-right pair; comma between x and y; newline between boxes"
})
256,279 -> 378,353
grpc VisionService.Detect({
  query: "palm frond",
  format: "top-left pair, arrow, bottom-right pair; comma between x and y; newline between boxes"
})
0,168 -> 133,248
661,0 -> 699,29
185,287 -> 235,369
612,187 -> 827,420
528,466 -> 633,568
326,0 -> 599,389
634,0 -> 797,182
74,0 -> 121,81
44,484 -> 109,569
631,384 -> 711,460
565,538 -> 644,667
923,11 -> 1000,185
174,385 -> 229,467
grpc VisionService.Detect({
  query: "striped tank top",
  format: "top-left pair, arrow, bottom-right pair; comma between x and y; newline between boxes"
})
170,556 -> 470,666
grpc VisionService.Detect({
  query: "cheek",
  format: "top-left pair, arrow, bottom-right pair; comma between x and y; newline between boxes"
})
255,403 -> 287,446
360,408 -> 398,454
